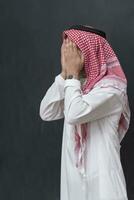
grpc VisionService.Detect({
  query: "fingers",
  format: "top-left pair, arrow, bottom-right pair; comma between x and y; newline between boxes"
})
72,42 -> 76,48
81,53 -> 85,63
65,38 -> 72,49
61,38 -> 67,53
64,37 -> 72,46
62,37 -> 84,61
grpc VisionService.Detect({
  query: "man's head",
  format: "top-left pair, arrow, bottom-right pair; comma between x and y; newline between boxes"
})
62,25 -> 107,81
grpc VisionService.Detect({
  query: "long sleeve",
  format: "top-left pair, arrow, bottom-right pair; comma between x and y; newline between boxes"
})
39,74 -> 65,121
64,79 -> 123,125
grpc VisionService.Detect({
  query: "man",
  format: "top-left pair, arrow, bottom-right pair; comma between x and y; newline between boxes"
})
39,25 -> 130,200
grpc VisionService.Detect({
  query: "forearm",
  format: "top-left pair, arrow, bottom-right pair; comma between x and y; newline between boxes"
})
39,73 -> 65,121
63,79 -> 123,125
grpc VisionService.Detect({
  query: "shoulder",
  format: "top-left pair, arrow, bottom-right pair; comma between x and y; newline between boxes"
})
83,78 -> 127,109
91,78 -> 126,98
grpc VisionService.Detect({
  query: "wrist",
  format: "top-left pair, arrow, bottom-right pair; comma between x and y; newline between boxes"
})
66,72 -> 80,80
60,71 -> 66,80
66,71 -> 79,76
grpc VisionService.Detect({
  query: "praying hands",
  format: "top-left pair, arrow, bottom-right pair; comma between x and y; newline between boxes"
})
60,37 -> 85,79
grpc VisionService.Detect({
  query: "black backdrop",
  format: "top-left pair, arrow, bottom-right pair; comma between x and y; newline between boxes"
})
0,0 -> 134,199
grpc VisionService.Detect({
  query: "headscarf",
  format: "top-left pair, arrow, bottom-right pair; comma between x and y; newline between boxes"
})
62,27 -> 131,178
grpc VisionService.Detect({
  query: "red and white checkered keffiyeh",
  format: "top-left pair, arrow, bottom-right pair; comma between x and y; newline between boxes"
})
62,28 -> 130,178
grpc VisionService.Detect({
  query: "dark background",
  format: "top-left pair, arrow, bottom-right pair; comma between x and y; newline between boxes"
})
0,0 -> 134,199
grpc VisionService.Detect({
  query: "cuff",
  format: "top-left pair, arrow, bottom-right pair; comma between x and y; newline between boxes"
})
64,79 -> 81,89
55,74 -> 65,86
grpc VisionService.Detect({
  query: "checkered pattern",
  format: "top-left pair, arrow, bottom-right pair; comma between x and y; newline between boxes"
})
62,28 -> 128,178
62,29 -> 127,94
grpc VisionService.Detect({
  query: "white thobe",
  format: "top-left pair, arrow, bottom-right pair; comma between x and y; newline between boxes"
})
39,73 -> 129,200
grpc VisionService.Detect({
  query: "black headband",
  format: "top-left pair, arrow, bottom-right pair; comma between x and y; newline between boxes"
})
67,24 -> 106,39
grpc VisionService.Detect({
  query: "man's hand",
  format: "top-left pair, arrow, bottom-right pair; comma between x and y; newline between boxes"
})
61,37 -> 84,77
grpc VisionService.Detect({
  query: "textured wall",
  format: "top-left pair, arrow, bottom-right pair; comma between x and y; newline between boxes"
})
0,0 -> 134,199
